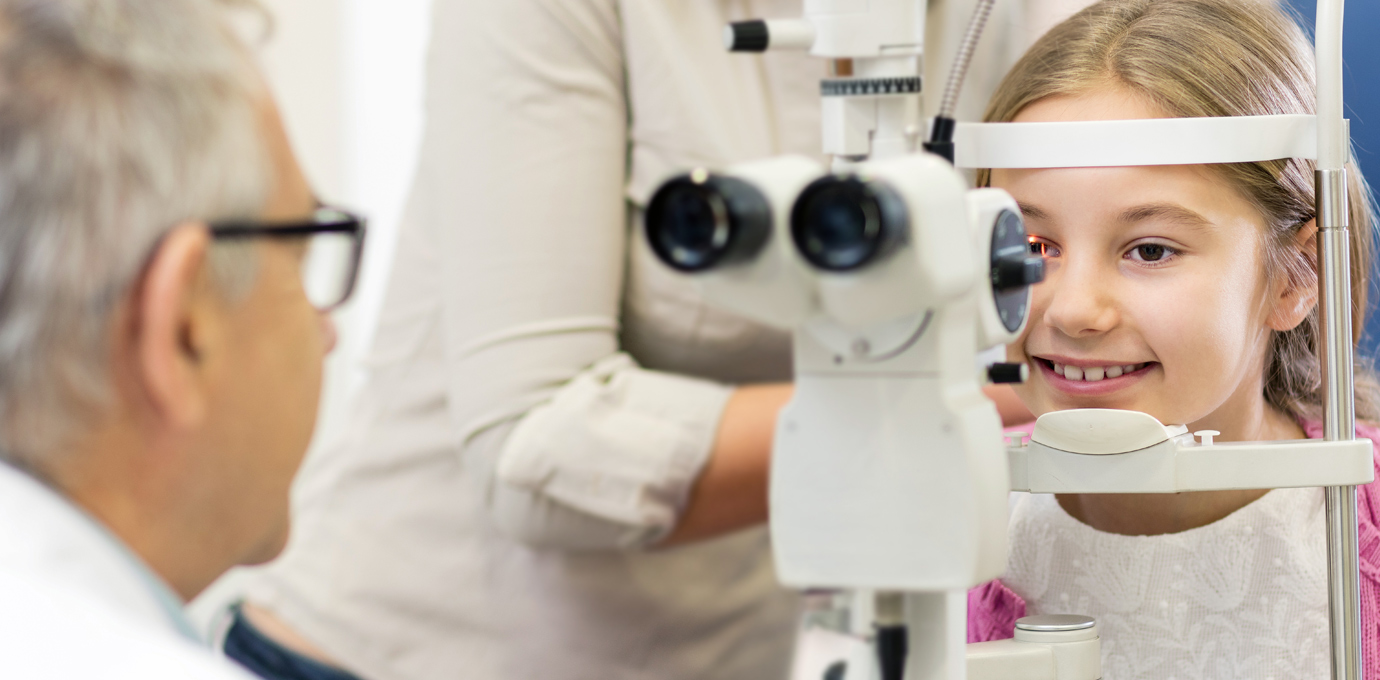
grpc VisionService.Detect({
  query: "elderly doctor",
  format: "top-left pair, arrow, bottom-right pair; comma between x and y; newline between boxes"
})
0,0 -> 361,677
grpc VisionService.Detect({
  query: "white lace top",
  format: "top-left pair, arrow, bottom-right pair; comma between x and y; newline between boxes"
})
1003,490 -> 1330,680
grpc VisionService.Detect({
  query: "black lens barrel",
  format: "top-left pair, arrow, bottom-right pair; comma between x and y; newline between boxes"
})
644,172 -> 772,273
791,175 -> 907,272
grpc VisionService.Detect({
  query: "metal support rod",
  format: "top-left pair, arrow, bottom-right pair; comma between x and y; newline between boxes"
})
1326,485 -> 1363,680
1318,167 -> 1362,680
1315,0 -> 1361,674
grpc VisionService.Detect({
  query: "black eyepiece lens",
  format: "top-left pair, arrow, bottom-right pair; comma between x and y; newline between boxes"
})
792,177 -> 903,271
646,180 -> 729,271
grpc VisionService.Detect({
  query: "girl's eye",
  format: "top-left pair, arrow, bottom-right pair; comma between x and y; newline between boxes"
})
1127,243 -> 1176,263
1029,238 -> 1061,258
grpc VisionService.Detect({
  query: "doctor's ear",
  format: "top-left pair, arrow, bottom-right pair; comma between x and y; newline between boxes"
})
1266,219 -> 1318,333
126,224 -> 226,431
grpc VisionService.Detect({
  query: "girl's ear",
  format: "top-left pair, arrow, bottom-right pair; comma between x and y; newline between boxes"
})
1266,219 -> 1318,332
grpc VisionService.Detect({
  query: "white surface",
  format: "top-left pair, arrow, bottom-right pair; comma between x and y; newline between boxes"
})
1011,434 -> 1374,494
774,300 -> 1010,590
805,0 -> 923,58
955,114 -> 1319,168
0,464 -> 256,680
1030,409 -> 1188,455
764,19 -> 819,50
1316,0 -> 1346,170
968,626 -> 1101,680
968,638 -> 1059,680
905,591 -> 970,680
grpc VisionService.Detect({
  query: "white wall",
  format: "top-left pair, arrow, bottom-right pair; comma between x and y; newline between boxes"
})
254,0 -> 432,445
189,0 -> 433,629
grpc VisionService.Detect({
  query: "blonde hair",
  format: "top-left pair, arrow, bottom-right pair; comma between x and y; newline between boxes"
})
979,0 -> 1380,423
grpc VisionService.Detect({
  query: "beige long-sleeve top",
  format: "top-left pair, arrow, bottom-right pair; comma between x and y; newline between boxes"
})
247,1 -> 823,679
243,0 -> 1056,676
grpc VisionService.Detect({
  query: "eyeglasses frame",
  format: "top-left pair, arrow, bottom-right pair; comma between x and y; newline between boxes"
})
208,208 -> 367,312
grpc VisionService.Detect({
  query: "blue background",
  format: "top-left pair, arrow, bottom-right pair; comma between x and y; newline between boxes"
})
1286,0 -> 1380,357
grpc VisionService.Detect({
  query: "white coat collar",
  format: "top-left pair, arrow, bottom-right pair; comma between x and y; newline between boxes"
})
0,461 -> 200,641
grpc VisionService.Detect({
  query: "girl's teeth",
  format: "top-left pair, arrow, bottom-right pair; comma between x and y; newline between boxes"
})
1052,362 -> 1150,381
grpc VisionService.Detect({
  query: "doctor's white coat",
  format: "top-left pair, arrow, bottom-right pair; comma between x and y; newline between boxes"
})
0,461 -> 257,680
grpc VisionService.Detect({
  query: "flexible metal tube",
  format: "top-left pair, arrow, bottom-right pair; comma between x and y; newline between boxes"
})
936,0 -> 996,121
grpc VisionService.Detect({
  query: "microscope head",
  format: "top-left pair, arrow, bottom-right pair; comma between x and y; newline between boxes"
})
643,152 -> 1043,354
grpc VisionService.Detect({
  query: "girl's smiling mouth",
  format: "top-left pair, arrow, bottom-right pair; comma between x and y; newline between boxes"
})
1033,356 -> 1158,397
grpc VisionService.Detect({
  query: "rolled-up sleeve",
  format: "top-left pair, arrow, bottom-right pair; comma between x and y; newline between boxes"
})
415,0 -> 734,549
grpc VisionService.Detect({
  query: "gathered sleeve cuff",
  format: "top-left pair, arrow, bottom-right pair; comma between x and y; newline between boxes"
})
494,354 -> 732,538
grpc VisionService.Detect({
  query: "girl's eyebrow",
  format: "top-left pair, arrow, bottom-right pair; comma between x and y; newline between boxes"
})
1015,201 -> 1212,231
1119,203 -> 1213,230
1017,201 -> 1050,220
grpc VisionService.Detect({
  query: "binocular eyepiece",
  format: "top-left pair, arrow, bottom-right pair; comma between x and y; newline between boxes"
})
643,158 -> 1046,339
644,170 -> 772,272
645,169 -> 907,274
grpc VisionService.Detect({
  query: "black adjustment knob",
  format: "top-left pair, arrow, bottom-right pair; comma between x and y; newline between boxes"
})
726,20 -> 769,52
993,254 -> 1045,291
823,661 -> 848,680
988,363 -> 1029,384
874,625 -> 908,680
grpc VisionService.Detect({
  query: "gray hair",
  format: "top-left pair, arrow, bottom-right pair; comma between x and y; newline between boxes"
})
0,0 -> 273,464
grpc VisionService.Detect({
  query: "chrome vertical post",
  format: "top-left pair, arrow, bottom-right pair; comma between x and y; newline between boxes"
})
1318,165 -> 1363,680
1316,0 -> 1362,675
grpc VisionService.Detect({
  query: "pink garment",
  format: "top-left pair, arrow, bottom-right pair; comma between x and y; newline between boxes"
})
969,421 -> 1380,677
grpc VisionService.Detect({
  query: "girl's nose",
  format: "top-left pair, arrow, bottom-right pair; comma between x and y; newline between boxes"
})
1042,260 -> 1119,339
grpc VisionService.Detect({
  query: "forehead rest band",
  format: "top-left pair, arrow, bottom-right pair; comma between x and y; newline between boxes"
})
955,114 -> 1327,169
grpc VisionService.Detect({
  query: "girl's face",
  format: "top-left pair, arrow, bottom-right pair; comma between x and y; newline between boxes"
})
992,88 -> 1313,433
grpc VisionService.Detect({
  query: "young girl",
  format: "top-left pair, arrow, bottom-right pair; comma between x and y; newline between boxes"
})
967,0 -> 1380,677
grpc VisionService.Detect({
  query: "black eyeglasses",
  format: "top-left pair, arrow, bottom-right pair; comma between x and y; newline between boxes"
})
210,207 -> 367,311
